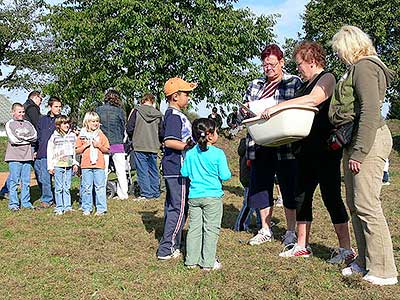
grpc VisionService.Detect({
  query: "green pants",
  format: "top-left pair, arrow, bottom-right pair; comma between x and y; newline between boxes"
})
185,197 -> 223,268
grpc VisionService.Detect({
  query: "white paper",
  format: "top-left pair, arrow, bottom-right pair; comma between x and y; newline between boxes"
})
248,97 -> 277,115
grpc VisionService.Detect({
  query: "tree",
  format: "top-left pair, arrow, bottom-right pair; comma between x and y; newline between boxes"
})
0,0 -> 49,90
300,0 -> 400,118
44,0 -> 277,114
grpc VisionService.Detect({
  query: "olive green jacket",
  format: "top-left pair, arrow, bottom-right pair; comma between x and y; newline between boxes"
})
329,56 -> 395,162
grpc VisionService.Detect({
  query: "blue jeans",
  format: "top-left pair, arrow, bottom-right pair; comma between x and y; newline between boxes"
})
54,167 -> 72,212
35,158 -> 53,204
8,161 -> 32,209
133,151 -> 160,198
81,168 -> 107,213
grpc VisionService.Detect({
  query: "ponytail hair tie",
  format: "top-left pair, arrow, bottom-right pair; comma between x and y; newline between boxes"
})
200,132 -> 206,137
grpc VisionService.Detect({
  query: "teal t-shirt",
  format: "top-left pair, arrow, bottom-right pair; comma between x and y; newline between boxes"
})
181,145 -> 231,199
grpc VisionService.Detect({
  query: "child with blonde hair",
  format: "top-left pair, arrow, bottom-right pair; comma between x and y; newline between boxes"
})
76,112 -> 110,216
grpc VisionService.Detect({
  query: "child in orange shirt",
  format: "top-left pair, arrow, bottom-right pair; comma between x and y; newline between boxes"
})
76,112 -> 110,216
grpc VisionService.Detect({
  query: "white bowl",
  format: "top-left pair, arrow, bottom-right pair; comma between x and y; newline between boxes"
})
242,104 -> 318,147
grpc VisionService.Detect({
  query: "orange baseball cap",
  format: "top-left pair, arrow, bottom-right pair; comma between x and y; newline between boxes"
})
164,77 -> 197,97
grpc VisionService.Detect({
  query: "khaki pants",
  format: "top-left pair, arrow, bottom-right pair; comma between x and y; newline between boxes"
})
343,125 -> 397,278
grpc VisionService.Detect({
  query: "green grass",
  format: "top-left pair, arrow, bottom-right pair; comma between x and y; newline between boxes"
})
0,123 -> 399,299
0,137 -> 7,172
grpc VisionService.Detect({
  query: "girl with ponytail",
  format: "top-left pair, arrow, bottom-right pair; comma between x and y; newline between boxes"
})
181,118 -> 231,271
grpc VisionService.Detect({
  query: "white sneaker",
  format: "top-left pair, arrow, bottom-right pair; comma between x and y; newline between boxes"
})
82,211 -> 91,216
275,196 -> 283,207
328,247 -> 356,264
281,231 -> 297,246
203,258 -> 222,271
279,243 -> 312,258
157,249 -> 181,260
95,211 -> 107,216
249,228 -> 273,245
341,262 -> 366,276
54,210 -> 63,216
362,274 -> 398,286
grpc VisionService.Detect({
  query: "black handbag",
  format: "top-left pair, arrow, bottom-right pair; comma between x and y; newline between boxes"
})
327,121 -> 354,150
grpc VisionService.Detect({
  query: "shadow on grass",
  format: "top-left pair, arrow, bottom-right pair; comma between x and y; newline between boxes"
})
222,203 -> 240,229
223,185 -> 244,197
138,203 -> 246,240
393,135 -> 400,153
309,243 -> 335,262
29,184 -> 80,206
139,210 -> 164,242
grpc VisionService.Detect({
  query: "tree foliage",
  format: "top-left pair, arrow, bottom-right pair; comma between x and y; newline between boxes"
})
0,0 -> 49,90
44,0 -> 276,114
299,0 -> 400,118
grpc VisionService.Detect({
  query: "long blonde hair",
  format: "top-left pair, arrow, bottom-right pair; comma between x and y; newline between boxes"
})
331,25 -> 377,65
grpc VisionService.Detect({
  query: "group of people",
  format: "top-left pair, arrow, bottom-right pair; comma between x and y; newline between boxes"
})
3,89 -> 165,215
2,25 -> 397,284
237,25 -> 397,286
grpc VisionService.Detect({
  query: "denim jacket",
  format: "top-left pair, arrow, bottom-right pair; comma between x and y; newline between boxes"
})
96,103 -> 126,145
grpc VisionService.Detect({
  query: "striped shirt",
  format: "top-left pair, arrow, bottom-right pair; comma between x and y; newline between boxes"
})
243,73 -> 302,160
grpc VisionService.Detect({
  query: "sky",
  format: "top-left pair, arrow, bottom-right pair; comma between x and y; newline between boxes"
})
0,0 -> 309,116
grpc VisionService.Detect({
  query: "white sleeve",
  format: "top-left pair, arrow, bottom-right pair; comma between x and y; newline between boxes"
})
47,136 -> 55,170
5,121 -> 23,144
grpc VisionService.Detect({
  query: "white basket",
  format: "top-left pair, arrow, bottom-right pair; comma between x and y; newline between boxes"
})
242,104 -> 318,147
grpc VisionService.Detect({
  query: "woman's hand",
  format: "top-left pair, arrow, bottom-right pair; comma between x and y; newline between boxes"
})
260,107 -> 276,119
349,159 -> 361,174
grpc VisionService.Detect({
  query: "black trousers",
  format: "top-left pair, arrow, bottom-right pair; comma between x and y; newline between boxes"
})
295,150 -> 349,224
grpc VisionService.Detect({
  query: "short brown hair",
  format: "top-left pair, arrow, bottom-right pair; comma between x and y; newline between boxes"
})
104,89 -> 122,107
293,41 -> 326,68
261,44 -> 284,61
28,90 -> 41,100
48,96 -> 62,107
141,93 -> 155,104
55,115 -> 70,128
11,102 -> 24,112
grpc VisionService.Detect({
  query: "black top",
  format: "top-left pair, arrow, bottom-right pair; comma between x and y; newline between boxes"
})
295,71 -> 334,154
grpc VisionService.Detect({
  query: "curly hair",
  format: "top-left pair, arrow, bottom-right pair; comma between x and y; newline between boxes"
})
293,41 -> 326,68
104,89 -> 122,107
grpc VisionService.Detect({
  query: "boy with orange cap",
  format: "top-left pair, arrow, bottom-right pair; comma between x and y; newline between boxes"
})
157,77 -> 197,260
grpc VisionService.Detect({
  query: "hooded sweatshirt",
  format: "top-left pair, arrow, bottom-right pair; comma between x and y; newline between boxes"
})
126,104 -> 163,153
329,56 -> 395,162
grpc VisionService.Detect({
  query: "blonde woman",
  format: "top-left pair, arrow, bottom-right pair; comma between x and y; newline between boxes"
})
330,25 -> 397,285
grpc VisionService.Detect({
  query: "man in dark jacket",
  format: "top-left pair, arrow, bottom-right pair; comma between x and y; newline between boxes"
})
23,90 -> 42,130
35,96 -> 62,208
127,93 -> 163,199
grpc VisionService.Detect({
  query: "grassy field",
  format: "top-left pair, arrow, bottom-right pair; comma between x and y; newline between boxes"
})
0,122 -> 400,300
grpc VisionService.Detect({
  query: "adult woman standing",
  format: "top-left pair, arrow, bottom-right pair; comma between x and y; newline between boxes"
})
244,44 -> 302,246
262,42 -> 353,263
96,89 -> 129,200
329,26 -> 397,285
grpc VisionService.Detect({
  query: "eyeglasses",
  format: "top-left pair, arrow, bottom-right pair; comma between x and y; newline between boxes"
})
262,61 -> 279,69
